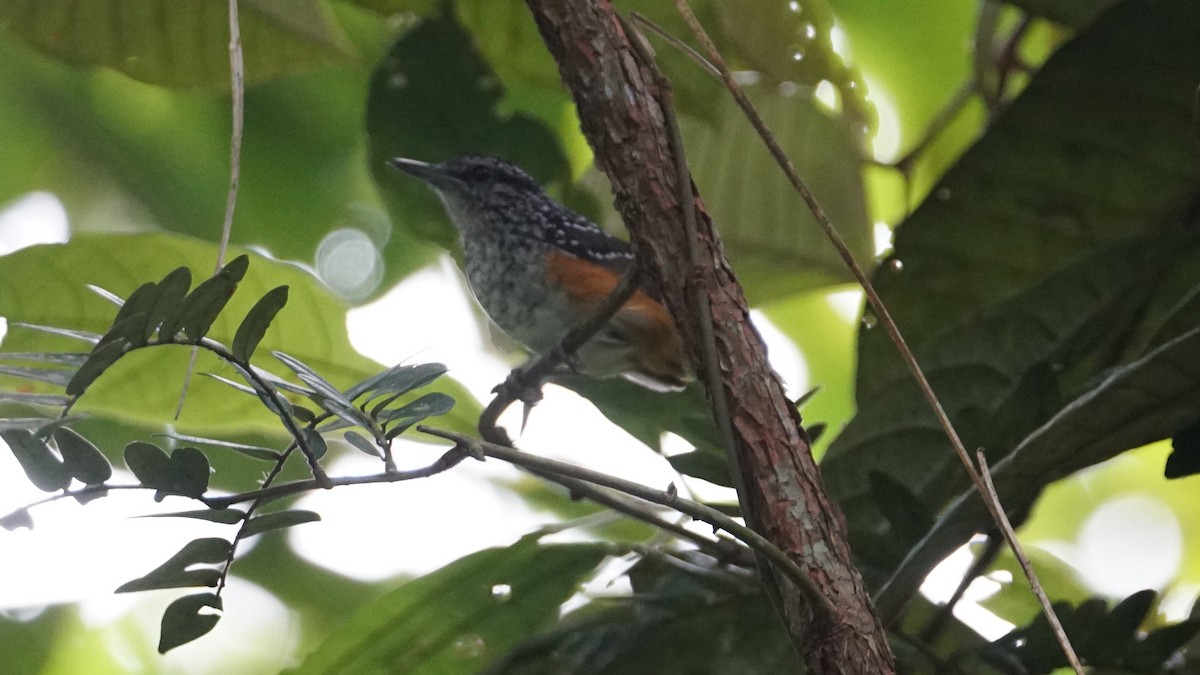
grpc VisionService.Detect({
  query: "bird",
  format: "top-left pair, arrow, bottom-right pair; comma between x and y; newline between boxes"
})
388,155 -> 690,391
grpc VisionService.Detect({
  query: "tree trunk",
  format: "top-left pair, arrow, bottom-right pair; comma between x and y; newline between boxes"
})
523,2 -> 895,673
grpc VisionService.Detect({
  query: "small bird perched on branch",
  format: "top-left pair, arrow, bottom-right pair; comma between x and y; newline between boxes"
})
389,155 -> 690,391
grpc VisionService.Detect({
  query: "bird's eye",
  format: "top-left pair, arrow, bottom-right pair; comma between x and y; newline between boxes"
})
469,165 -> 491,182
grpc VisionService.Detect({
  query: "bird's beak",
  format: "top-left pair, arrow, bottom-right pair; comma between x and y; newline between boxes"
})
388,157 -> 463,191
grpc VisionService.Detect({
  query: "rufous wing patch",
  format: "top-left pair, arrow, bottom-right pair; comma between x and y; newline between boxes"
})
544,250 -> 691,389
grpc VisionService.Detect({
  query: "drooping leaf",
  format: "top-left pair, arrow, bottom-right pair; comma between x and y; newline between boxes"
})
0,0 -> 356,88
52,427 -> 112,484
178,255 -> 250,342
667,450 -> 732,488
138,508 -> 247,525
294,541 -> 606,675
1,429 -> 70,492
300,427 -> 328,461
875,325 -> 1200,619
115,537 -> 231,593
65,340 -> 127,396
232,285 -> 289,362
147,266 -> 193,341
158,593 -> 223,654
343,430 -> 380,458
241,509 -> 321,537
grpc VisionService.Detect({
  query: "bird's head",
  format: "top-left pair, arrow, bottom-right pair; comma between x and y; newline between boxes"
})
389,155 -> 547,237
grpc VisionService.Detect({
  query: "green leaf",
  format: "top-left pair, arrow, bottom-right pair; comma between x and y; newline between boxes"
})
104,279 -> 162,347
294,541 -> 607,675
0,234 -> 483,435
156,432 -> 282,462
367,10 -> 572,250
148,266 -> 193,341
681,89 -> 870,301
300,427 -> 328,461
856,0 -> 1200,393
241,509 -> 321,537
179,255 -> 250,342
1084,589 -> 1156,664
115,538 -> 231,593
348,362 -> 447,403
158,593 -> 222,654
232,285 -> 289,362
138,508 -> 247,525
343,431 -> 380,457
0,0 -> 355,89
0,364 -> 74,388
123,442 -> 211,500
65,340 -> 127,396
379,392 -> 455,424
1,429 -> 70,491
875,324 -> 1200,620
1005,0 -> 1117,27
667,451 -> 732,488
53,427 -> 112,485
1125,619 -> 1200,671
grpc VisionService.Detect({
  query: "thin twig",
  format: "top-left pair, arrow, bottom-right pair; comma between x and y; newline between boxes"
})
976,450 -> 1082,674
526,462 -> 750,565
174,0 -> 245,422
202,446 -> 468,509
420,426 -> 838,618
0,447 -> 467,522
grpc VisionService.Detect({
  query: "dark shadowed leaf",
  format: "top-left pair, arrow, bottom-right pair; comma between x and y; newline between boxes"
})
667,451 -> 732,488
115,538 -> 231,594
179,255 -> 250,342
242,510 -> 321,537
1165,419 -> 1200,478
1,429 -> 70,491
1125,619 -> 1200,671
124,442 -> 211,500
53,427 -> 112,484
158,593 -> 223,654
65,341 -> 127,396
294,541 -> 606,674
138,508 -> 247,525
232,285 -> 289,362
148,266 -> 193,341
300,427 -> 328,461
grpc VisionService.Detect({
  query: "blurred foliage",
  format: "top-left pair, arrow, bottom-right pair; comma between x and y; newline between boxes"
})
1,0 -> 1199,672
